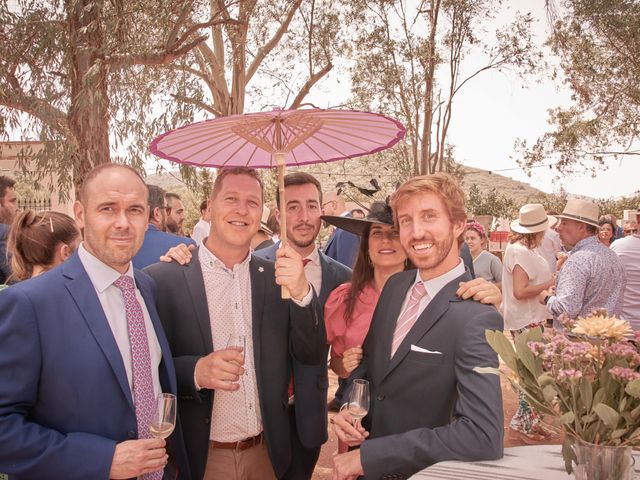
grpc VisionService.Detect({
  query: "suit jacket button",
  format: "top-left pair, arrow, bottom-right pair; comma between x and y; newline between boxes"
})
204,417 -> 210,424
377,394 -> 385,401
127,430 -> 136,439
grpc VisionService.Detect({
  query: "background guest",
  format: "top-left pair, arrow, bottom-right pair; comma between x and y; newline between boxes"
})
165,192 -> 186,236
611,229 -> 640,329
464,221 -> 502,288
502,203 -> 556,438
6,210 -> 80,283
598,215 -> 616,247
0,176 -> 18,284
191,199 -> 210,246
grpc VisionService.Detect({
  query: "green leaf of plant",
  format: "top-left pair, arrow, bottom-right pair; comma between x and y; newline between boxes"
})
611,429 -> 627,439
473,366 -> 501,376
593,387 -> 607,407
538,372 -> 554,387
625,379 -> 640,398
562,436 -> 576,474
558,411 -> 575,425
515,330 -> 540,378
485,330 -> 517,371
578,377 -> 593,414
594,403 -> 620,429
543,384 -> 557,403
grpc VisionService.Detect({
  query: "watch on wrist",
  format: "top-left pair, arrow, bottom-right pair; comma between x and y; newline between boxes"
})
543,295 -> 551,305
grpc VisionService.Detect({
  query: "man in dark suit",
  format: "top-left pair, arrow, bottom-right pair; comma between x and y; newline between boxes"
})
0,164 -> 189,479
323,191 -> 360,268
144,167 -> 326,480
254,172 -> 352,479
332,173 -> 504,480
133,185 -> 196,269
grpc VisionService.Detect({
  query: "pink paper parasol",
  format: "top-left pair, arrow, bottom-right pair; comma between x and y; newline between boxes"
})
150,107 -> 405,296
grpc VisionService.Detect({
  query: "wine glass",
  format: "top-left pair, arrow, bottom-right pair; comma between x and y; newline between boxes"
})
347,379 -> 370,429
226,334 -> 246,355
149,393 -> 176,439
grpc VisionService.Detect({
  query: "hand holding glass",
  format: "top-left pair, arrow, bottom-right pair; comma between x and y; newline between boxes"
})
347,379 -> 370,429
149,393 -> 176,439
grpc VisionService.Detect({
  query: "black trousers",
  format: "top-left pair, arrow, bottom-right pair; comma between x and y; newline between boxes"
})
279,406 -> 322,480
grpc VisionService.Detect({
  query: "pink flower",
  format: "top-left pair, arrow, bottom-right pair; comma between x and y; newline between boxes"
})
557,368 -> 583,382
608,366 -> 640,383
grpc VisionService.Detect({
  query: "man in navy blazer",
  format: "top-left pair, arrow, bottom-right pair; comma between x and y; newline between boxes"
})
332,173 -> 504,480
133,185 -> 196,269
255,172 -> 352,479
0,165 -> 189,480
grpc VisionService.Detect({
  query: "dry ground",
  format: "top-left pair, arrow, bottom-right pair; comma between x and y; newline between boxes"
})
312,362 -> 563,479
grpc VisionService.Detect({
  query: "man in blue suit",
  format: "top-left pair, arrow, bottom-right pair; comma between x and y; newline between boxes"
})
255,172 -> 352,480
323,191 -> 360,269
0,164 -> 189,480
133,185 -> 196,269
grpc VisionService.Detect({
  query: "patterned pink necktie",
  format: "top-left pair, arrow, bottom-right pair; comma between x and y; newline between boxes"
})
391,281 -> 428,357
114,275 -> 163,480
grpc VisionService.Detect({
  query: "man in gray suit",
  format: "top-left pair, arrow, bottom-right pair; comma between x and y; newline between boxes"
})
332,173 -> 504,480
254,172 -> 352,479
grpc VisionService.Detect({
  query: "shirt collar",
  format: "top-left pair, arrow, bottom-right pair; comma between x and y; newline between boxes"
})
199,242 -> 251,273
78,243 -> 135,293
303,248 -> 321,266
572,235 -> 599,252
414,258 -> 465,300
147,223 -> 159,232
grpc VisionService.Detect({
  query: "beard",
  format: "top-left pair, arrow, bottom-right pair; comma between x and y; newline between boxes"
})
405,228 -> 457,271
288,222 -> 320,249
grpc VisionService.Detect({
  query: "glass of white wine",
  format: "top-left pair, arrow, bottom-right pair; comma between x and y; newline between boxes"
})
347,379 -> 370,429
149,393 -> 176,439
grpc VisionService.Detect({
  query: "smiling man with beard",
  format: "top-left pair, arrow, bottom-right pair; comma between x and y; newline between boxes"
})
253,172 -> 352,480
331,173 -> 504,480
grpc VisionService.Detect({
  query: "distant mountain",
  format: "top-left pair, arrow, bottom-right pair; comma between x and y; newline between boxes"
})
458,165 -> 549,204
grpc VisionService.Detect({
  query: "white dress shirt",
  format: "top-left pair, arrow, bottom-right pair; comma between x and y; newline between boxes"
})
78,243 -> 163,399
401,259 -> 466,318
191,219 -> 210,246
303,248 -> 323,296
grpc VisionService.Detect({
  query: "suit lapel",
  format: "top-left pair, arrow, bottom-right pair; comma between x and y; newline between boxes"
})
249,257 -> 266,379
318,252 -> 335,305
63,254 -> 134,408
384,272 -> 468,379
183,253 -> 213,351
375,272 -> 415,378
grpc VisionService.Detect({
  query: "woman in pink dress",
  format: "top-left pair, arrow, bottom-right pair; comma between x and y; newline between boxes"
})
323,202 -> 408,394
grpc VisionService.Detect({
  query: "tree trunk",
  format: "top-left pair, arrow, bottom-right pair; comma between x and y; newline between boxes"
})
66,0 -> 111,189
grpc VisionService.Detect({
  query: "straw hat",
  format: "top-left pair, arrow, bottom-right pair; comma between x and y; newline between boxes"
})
321,201 -> 393,236
555,198 -> 600,228
259,206 -> 273,235
510,203 -> 557,234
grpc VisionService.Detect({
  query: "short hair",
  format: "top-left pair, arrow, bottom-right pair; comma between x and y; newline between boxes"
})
166,192 -> 181,203
147,184 -> 166,221
508,231 -> 545,250
276,172 -> 322,208
266,206 -> 280,235
199,199 -> 208,213
390,173 -> 467,243
78,164 -> 147,203
211,167 -> 263,202
7,210 -> 80,282
0,175 -> 16,200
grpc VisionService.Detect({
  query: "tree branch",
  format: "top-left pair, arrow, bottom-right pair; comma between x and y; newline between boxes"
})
0,85 -> 70,137
107,34 -> 208,67
245,0 -> 302,85
289,62 -> 332,109
172,93 -> 223,117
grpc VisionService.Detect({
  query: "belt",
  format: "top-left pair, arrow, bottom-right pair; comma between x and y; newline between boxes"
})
209,432 -> 264,451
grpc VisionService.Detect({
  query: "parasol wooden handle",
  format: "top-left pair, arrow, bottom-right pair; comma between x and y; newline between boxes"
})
276,153 -> 291,299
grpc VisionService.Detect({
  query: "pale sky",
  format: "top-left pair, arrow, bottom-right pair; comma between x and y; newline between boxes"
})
301,1 -> 638,199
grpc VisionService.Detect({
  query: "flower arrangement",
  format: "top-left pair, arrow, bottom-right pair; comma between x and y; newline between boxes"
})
477,310 -> 640,475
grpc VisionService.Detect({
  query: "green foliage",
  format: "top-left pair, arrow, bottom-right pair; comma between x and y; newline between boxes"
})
518,0 -> 640,174
465,183 -> 518,219
479,317 -> 640,473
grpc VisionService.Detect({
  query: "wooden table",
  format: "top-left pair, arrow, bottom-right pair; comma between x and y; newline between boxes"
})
412,444 -> 640,479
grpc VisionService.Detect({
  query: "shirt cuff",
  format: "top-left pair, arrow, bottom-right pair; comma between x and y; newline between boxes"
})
194,360 -> 203,391
291,284 -> 313,307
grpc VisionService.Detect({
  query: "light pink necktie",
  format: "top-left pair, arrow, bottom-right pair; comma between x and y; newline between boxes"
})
391,281 -> 428,357
114,275 -> 163,480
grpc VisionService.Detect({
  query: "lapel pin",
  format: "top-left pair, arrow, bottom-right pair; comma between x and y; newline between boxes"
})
258,266 -> 264,273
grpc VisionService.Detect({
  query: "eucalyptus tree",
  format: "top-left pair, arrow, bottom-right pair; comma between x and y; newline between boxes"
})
519,0 -> 640,174
347,0 -> 542,176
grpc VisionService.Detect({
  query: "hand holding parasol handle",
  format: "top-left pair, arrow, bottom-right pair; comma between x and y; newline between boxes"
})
276,153 -> 291,299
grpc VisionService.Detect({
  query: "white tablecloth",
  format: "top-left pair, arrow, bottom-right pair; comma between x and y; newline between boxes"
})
412,444 -> 640,479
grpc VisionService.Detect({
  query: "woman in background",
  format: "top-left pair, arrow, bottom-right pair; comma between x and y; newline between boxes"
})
6,210 -> 80,283
465,221 -> 502,289
502,203 -> 556,438
598,215 -> 616,247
